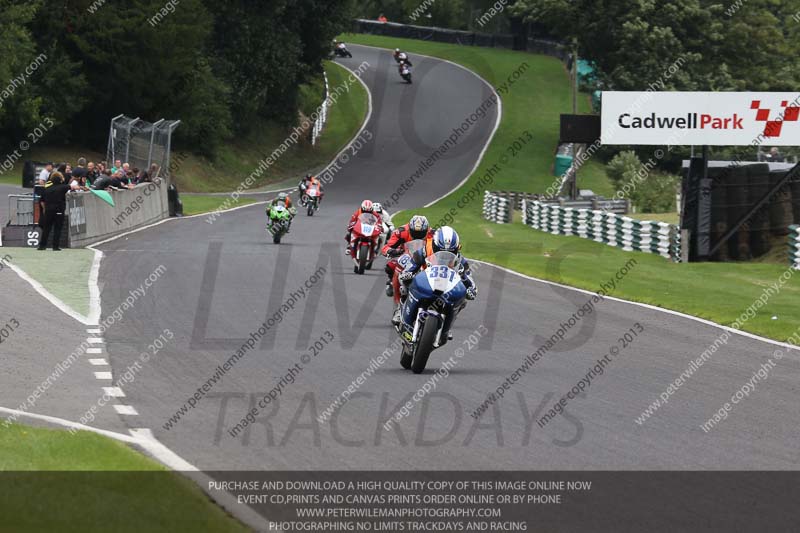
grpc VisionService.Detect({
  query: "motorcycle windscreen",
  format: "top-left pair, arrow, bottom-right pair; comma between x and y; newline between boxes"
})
358,213 -> 379,237
427,251 -> 458,268
404,239 -> 427,255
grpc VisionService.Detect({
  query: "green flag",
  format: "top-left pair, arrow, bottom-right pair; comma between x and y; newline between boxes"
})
91,189 -> 115,207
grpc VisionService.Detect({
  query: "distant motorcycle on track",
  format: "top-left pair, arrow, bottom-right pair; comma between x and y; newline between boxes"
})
350,213 -> 382,274
267,204 -> 293,244
399,63 -> 412,84
334,43 -> 353,58
304,184 -> 322,216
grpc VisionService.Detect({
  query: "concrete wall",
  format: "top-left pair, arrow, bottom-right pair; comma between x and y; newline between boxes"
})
67,179 -> 169,248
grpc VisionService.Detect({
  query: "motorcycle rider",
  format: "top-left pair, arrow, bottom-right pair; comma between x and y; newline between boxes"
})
372,202 -> 395,239
393,49 -> 412,66
382,214 -> 434,307
298,174 -> 324,207
345,200 -> 382,256
396,226 -> 477,334
398,60 -> 412,80
267,192 -> 296,232
333,40 -> 351,57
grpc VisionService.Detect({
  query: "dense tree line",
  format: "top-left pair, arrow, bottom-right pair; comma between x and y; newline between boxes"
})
510,0 -> 800,92
0,0 -> 354,156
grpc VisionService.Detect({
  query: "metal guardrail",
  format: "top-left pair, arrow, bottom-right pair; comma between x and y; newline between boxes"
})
790,225 -> 800,270
311,71 -> 330,146
522,200 -> 681,262
352,19 -> 569,61
7,194 -> 35,226
485,190 -> 629,214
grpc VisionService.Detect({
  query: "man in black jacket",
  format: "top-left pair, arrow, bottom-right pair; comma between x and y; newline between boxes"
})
38,166 -> 71,251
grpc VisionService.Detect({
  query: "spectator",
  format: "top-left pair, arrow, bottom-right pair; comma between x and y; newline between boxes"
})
86,162 -> 98,185
92,170 -> 113,190
72,157 -> 88,181
149,163 -> 161,180
64,163 -> 73,181
111,159 -> 122,173
37,162 -> 53,186
378,13 -> 388,22
38,165 -> 71,251
136,170 -> 152,184
767,147 -> 784,162
110,169 -> 133,190
69,174 -> 90,191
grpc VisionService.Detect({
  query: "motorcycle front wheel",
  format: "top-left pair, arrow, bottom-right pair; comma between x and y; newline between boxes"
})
357,246 -> 368,275
400,345 -> 413,369
411,315 -> 439,374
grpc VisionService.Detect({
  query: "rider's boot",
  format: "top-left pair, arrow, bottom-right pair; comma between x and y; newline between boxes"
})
391,306 -> 402,326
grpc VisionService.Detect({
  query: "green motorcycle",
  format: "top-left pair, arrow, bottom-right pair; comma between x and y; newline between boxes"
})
267,204 -> 295,244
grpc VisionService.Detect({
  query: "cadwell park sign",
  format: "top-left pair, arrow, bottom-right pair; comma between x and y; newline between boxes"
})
601,91 -> 800,146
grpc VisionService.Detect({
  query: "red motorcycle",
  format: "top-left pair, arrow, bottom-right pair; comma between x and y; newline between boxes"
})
351,213 -> 382,274
390,239 -> 427,305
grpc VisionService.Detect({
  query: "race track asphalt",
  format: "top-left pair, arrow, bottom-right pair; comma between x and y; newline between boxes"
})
86,45 -> 800,471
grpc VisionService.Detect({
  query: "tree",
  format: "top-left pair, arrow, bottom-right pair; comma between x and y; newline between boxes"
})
37,0 -> 232,154
510,0 -> 800,92
204,0 -> 353,132
0,1 -> 42,140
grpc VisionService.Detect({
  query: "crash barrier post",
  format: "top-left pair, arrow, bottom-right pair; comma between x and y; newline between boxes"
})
352,19 -> 568,61
521,199 -> 681,262
66,179 -> 170,248
168,183 -> 184,217
311,72 -> 330,146
482,191 -> 512,223
790,225 -> 800,270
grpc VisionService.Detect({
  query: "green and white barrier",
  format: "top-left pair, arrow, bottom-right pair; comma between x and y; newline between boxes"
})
790,225 -> 800,270
522,200 -> 681,261
482,191 -> 512,224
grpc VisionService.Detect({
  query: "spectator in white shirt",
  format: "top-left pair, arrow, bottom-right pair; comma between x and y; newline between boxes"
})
37,162 -> 53,185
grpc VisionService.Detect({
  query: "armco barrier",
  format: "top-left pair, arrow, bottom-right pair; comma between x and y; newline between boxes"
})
352,19 -> 568,61
521,200 -> 681,261
67,179 -> 169,248
488,190 -> 629,214
482,191 -> 512,223
790,225 -> 800,269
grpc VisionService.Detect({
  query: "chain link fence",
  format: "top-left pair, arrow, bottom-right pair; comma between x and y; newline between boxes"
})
106,115 -> 181,177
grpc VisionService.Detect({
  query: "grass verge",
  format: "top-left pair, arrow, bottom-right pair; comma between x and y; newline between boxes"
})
181,195 -> 259,216
0,423 -> 247,532
8,248 -> 94,318
344,33 -> 800,341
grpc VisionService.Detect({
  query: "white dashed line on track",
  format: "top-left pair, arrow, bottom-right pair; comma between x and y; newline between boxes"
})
89,359 -> 109,366
113,405 -> 138,416
103,387 -> 125,398
94,371 -> 113,380
87,348 -> 103,354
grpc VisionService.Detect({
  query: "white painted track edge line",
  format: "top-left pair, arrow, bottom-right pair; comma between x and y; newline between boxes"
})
470,258 -> 800,352
5,261 -> 90,325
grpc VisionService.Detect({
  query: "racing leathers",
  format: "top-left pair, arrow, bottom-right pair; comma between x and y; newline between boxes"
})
396,249 -> 477,337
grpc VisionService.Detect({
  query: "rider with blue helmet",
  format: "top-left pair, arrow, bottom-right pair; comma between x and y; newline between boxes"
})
399,226 -> 477,298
